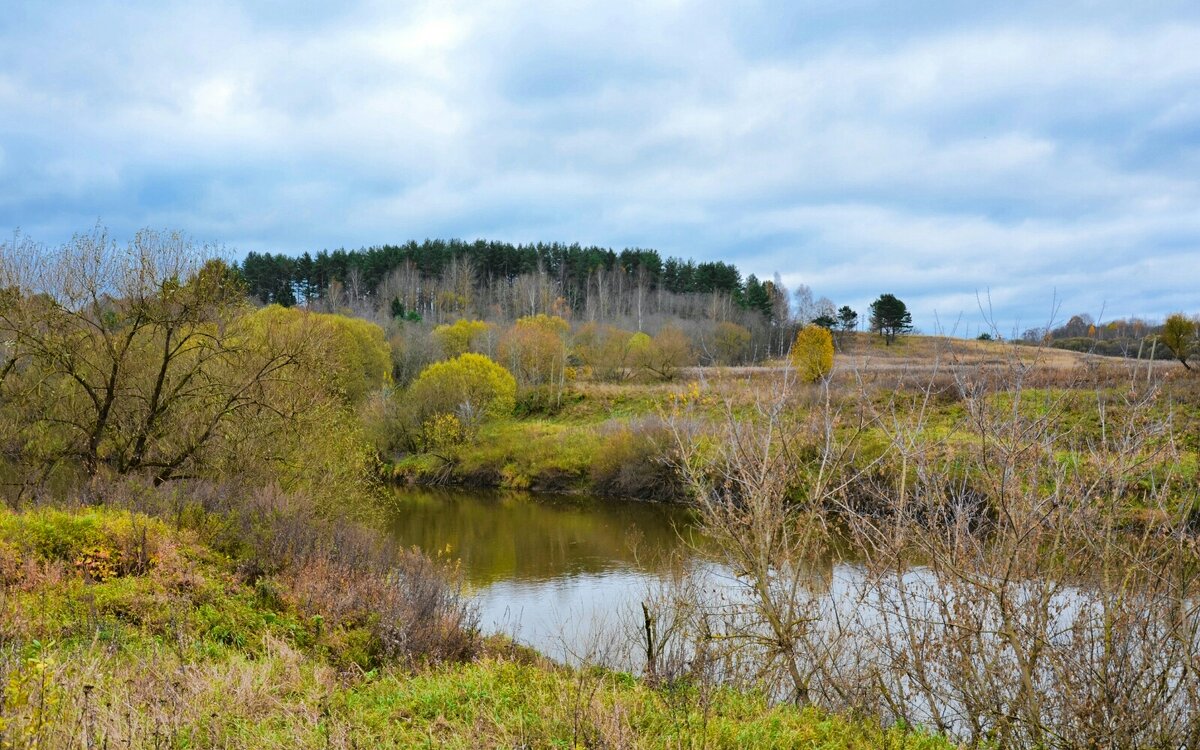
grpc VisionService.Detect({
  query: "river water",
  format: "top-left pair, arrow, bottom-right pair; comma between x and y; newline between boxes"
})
388,486 -> 1198,744
387,487 -> 700,663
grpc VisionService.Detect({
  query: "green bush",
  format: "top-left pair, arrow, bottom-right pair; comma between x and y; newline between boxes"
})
1161,313 -> 1197,368
711,322 -> 752,365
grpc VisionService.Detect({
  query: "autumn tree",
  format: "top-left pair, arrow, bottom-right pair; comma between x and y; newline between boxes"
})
243,305 -> 392,404
789,325 -> 834,382
432,318 -> 493,359
407,353 -> 517,435
636,325 -> 695,381
1057,313 -> 1093,338
1160,313 -> 1196,369
498,314 -> 570,387
574,323 -> 644,381
868,293 -> 913,345
0,227 -> 374,487
710,322 -> 752,365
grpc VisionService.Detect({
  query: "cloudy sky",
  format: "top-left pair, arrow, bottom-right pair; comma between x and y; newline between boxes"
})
2,0 -> 1198,333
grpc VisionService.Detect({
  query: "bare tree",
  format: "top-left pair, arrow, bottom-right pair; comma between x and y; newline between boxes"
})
666,370 -> 863,705
0,227 -> 320,488
792,284 -> 815,326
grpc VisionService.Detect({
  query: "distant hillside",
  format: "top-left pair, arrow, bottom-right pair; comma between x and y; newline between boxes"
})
1021,313 -> 1182,361
235,239 -> 808,365
236,240 -> 779,318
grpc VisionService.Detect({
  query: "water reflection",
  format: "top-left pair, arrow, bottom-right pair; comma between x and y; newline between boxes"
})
388,487 -> 700,662
387,487 -> 697,585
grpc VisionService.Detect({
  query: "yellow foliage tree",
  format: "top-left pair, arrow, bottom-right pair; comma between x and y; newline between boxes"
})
574,323 -> 646,381
790,324 -> 834,382
0,229 -> 384,492
636,325 -> 695,380
432,319 -> 493,358
244,306 -> 392,404
628,331 -> 653,361
498,314 -> 569,386
408,353 -> 517,428
420,412 -> 467,453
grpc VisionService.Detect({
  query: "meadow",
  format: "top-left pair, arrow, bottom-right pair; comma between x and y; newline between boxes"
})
4,232 -> 1199,748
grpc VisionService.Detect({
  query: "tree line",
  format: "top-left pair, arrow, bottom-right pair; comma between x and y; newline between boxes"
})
1021,311 -> 1199,367
238,240 -> 769,314
0,226 -> 908,493
237,239 -> 929,374
237,239 -> 816,369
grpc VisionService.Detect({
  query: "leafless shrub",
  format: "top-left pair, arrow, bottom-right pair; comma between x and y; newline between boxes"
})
663,367 -> 867,706
285,551 -> 479,666
830,339 -> 1200,748
590,417 -> 685,500
659,336 -> 1200,748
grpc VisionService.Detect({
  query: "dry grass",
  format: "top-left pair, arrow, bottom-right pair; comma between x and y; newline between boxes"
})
0,499 -> 951,748
0,643 -> 952,749
394,334 -> 1200,503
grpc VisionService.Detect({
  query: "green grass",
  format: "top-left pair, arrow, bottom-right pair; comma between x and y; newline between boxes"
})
330,658 -> 951,749
0,643 -> 953,748
383,361 -> 1200,515
0,504 -> 953,749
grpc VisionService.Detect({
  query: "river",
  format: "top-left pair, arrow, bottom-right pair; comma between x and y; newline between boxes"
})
387,486 -> 700,663
386,485 -> 1200,746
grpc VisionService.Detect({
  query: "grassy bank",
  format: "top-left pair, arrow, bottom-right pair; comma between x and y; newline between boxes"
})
0,503 -> 950,749
384,336 -> 1200,515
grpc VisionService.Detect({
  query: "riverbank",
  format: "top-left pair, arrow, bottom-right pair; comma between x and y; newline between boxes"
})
384,336 -> 1200,518
0,502 -> 950,748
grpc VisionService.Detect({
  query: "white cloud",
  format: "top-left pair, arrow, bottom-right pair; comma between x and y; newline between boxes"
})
1,0 -> 1198,329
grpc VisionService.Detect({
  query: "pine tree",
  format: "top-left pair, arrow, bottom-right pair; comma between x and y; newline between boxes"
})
868,294 -> 913,345
836,306 -> 858,332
